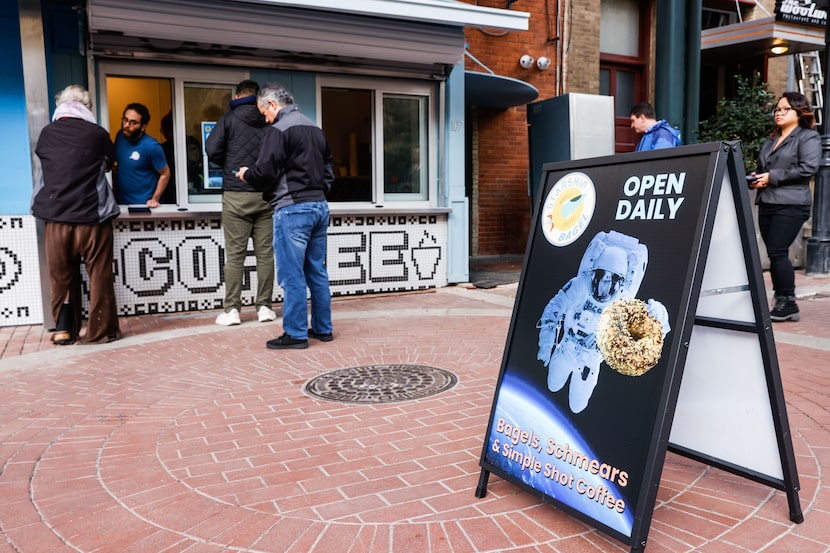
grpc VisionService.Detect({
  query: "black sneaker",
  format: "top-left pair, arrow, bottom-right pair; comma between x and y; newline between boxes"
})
308,330 -> 334,342
266,333 -> 309,350
770,296 -> 800,322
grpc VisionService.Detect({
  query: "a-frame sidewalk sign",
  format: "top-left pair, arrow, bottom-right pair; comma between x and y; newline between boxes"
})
476,142 -> 802,552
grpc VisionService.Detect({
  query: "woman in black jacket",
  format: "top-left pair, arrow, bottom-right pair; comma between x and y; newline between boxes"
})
750,91 -> 821,322
33,85 -> 121,344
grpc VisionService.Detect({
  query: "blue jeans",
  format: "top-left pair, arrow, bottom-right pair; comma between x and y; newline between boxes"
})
273,201 -> 332,339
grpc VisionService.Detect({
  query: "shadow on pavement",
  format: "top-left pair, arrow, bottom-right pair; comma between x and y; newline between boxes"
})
469,254 -> 524,289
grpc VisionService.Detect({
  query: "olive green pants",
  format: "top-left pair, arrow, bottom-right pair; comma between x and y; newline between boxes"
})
221,191 -> 275,312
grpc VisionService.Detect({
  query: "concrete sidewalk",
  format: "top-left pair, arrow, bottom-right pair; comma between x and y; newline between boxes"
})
0,271 -> 828,552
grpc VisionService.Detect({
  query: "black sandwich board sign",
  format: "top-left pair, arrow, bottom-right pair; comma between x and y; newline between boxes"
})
476,142 -> 802,552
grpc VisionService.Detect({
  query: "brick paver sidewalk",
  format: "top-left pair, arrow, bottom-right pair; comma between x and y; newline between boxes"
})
0,276 -> 828,552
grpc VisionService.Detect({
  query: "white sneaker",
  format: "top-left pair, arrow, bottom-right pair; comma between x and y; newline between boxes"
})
216,308 -> 241,326
257,306 -> 277,322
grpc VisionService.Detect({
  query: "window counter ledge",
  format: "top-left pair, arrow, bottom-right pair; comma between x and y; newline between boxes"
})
118,206 -> 452,218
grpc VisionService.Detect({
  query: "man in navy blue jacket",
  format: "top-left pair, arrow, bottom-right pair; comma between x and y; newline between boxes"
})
629,102 -> 681,151
206,80 -> 275,326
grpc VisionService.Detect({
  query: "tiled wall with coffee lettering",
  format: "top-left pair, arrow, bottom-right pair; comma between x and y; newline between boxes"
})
0,213 -> 447,325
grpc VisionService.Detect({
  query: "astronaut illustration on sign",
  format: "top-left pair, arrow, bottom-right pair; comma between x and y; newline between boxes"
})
536,230 -> 670,413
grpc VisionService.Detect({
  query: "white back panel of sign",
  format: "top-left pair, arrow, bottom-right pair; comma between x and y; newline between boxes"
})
696,175 -> 755,322
670,172 -> 782,480
670,325 -> 783,480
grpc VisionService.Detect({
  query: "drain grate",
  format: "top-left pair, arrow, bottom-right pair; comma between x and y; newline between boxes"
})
304,364 -> 458,404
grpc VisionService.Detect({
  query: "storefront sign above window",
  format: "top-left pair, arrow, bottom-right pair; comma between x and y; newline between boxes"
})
775,0 -> 828,28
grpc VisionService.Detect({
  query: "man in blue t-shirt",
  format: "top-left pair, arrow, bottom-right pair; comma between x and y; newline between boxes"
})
115,103 -> 170,208
629,102 -> 681,152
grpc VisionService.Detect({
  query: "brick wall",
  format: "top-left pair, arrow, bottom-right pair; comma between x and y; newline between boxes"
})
766,56 -> 789,98
463,0 -> 602,255
475,106 -> 533,254
464,1 -> 555,255
565,0 -> 601,93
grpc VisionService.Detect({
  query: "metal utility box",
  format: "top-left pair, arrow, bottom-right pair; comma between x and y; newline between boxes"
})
527,93 -> 615,209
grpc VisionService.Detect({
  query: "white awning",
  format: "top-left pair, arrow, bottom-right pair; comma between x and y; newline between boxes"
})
231,0 -> 529,31
87,0 -> 528,78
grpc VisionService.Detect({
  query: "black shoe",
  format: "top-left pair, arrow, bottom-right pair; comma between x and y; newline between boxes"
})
266,333 -> 309,350
770,296 -> 800,322
308,329 -> 334,342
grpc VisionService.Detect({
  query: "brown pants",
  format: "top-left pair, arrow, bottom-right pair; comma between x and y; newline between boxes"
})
45,222 -> 121,343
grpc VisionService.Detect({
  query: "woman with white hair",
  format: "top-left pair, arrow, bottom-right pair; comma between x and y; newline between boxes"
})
55,84 -> 91,108
32,84 -> 121,344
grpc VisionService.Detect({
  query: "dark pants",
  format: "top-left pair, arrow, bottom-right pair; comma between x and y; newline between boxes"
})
758,203 -> 810,298
45,221 -> 121,343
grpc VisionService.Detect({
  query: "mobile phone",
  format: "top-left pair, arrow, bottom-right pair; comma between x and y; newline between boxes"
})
745,175 -> 757,184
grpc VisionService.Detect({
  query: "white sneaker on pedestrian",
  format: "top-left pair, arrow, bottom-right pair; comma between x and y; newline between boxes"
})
216,308 -> 241,326
257,306 -> 277,322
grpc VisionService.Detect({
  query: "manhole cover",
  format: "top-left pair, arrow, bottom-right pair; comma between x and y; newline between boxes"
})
304,364 -> 458,404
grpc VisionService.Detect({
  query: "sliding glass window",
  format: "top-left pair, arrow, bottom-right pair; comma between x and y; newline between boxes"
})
320,76 -> 436,207
98,62 -> 246,210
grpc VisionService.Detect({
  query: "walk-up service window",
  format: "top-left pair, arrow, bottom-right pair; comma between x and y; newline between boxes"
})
99,62 -> 247,210
320,76 -> 435,207
100,65 -> 438,211
183,83 -> 232,202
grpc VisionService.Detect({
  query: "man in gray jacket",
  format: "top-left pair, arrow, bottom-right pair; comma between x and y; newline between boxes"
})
237,83 -> 334,350
206,80 -> 276,326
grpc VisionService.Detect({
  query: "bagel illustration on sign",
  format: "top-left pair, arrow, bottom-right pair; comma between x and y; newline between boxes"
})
596,298 -> 666,377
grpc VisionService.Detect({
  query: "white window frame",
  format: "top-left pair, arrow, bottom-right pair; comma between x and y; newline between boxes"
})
317,75 -> 438,209
96,61 -> 248,213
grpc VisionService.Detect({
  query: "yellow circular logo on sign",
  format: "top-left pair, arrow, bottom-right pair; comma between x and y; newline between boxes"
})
541,172 -> 596,246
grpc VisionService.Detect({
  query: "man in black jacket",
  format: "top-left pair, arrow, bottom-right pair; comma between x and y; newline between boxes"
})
206,80 -> 275,326
237,82 -> 334,350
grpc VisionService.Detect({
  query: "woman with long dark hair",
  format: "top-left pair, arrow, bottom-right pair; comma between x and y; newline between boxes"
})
750,91 -> 821,321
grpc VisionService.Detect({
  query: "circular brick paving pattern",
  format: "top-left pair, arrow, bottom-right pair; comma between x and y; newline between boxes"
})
1,288 -> 827,552
303,364 -> 458,403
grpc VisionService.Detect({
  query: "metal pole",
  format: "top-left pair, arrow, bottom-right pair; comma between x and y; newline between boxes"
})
806,21 -> 830,275
655,0 -> 686,134
684,0 -> 702,145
